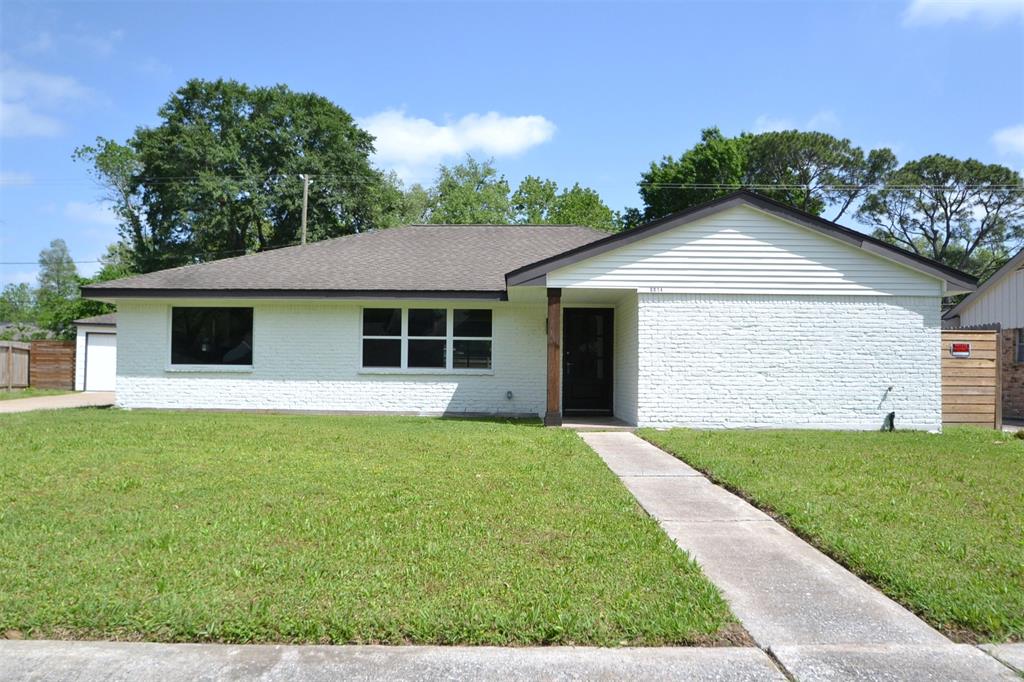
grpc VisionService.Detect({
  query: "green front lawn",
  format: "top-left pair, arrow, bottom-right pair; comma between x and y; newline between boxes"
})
0,388 -> 70,401
640,427 -> 1024,643
0,411 -> 735,645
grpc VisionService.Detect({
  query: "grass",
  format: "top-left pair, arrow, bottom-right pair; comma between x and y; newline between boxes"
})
639,427 -> 1024,643
0,410 -> 735,646
0,388 -> 70,401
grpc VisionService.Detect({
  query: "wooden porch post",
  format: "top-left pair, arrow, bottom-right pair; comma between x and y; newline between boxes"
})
544,287 -> 562,426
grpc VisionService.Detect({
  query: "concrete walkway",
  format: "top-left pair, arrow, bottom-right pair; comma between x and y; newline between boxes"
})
0,641 -> 784,681
981,643 -> 1024,675
0,391 -> 114,414
579,431 -> 1018,681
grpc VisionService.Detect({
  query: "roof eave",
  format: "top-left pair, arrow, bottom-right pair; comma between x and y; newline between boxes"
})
80,287 -> 509,301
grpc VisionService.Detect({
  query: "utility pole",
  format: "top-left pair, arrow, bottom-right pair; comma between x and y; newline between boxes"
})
299,174 -> 310,245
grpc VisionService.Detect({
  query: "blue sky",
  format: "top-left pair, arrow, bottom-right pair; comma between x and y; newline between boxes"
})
1,0 -> 1022,286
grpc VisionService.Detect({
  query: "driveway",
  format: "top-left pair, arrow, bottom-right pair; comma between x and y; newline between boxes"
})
0,391 -> 115,414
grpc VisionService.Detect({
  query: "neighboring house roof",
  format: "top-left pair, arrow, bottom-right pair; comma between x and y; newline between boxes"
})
74,313 -> 117,327
506,190 -> 978,293
943,247 -> 1024,321
82,225 -> 605,300
0,322 -> 52,340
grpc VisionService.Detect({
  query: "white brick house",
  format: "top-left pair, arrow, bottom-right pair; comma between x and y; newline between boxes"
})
83,191 -> 976,430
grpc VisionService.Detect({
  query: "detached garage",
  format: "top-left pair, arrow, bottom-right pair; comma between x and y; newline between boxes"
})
74,313 -> 117,392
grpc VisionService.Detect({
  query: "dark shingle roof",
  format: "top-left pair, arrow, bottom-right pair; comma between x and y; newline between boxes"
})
74,313 -> 117,326
82,225 -> 605,299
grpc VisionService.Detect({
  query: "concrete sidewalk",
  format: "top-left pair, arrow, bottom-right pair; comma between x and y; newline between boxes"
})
0,391 -> 114,414
580,431 -> 1017,681
0,641 -> 784,681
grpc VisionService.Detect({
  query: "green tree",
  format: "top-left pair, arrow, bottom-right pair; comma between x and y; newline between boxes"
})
37,239 -> 78,298
72,138 -> 151,268
638,127 -> 895,223
511,175 -> 559,223
856,155 -> 1024,278
549,184 -> 618,231
743,131 -> 896,220
639,127 -> 746,221
93,242 -> 137,282
75,78 -> 404,272
510,176 -> 617,231
397,183 -> 431,224
0,283 -> 35,324
426,156 -> 512,224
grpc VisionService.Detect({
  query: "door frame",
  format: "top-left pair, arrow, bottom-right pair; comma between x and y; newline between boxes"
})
561,306 -> 614,415
83,331 -> 116,392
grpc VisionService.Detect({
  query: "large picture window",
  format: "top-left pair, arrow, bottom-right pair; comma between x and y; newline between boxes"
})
362,307 -> 492,370
171,307 -> 253,366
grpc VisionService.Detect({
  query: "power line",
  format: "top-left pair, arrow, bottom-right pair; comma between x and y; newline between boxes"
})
3,174 -> 1022,191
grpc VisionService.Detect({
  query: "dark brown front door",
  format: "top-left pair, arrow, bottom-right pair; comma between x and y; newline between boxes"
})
562,308 -> 613,414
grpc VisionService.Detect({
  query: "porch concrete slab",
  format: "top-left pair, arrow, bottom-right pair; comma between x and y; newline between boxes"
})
0,640 -> 786,682
0,391 -> 114,414
580,431 -> 703,477
771,643 -> 1019,681
979,643 -> 1024,674
622,476 -> 773,523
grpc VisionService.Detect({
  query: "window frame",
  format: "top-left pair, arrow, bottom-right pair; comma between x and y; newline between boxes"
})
359,306 -> 494,374
166,305 -> 256,372
1016,329 -> 1024,364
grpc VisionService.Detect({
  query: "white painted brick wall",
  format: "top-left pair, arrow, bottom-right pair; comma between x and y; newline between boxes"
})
115,293 -> 943,430
613,293 -> 638,424
635,293 -> 942,431
116,300 -> 547,415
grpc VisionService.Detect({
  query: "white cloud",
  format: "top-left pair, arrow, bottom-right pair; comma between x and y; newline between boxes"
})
752,110 -> 841,134
0,53 -> 93,138
0,171 -> 33,186
64,201 -> 118,227
359,110 -> 556,183
904,0 -> 1024,25
992,124 -> 1024,156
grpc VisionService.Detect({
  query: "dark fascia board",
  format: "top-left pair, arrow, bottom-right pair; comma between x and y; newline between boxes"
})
73,320 -> 116,327
80,287 -> 508,301
943,247 -> 1024,320
506,190 -> 978,293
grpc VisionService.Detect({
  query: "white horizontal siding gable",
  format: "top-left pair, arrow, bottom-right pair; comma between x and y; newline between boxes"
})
959,264 -> 1024,328
547,205 -> 942,296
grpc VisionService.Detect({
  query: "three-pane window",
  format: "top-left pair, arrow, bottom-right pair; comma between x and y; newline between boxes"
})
362,308 -> 492,370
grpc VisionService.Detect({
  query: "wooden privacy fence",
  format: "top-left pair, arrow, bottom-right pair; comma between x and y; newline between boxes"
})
941,328 -> 1001,429
28,340 -> 75,390
0,342 -> 30,389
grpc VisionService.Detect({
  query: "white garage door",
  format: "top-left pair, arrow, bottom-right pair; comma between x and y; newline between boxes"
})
85,333 -> 117,391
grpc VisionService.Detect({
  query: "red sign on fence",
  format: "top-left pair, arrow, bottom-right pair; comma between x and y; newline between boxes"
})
950,342 -> 971,358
